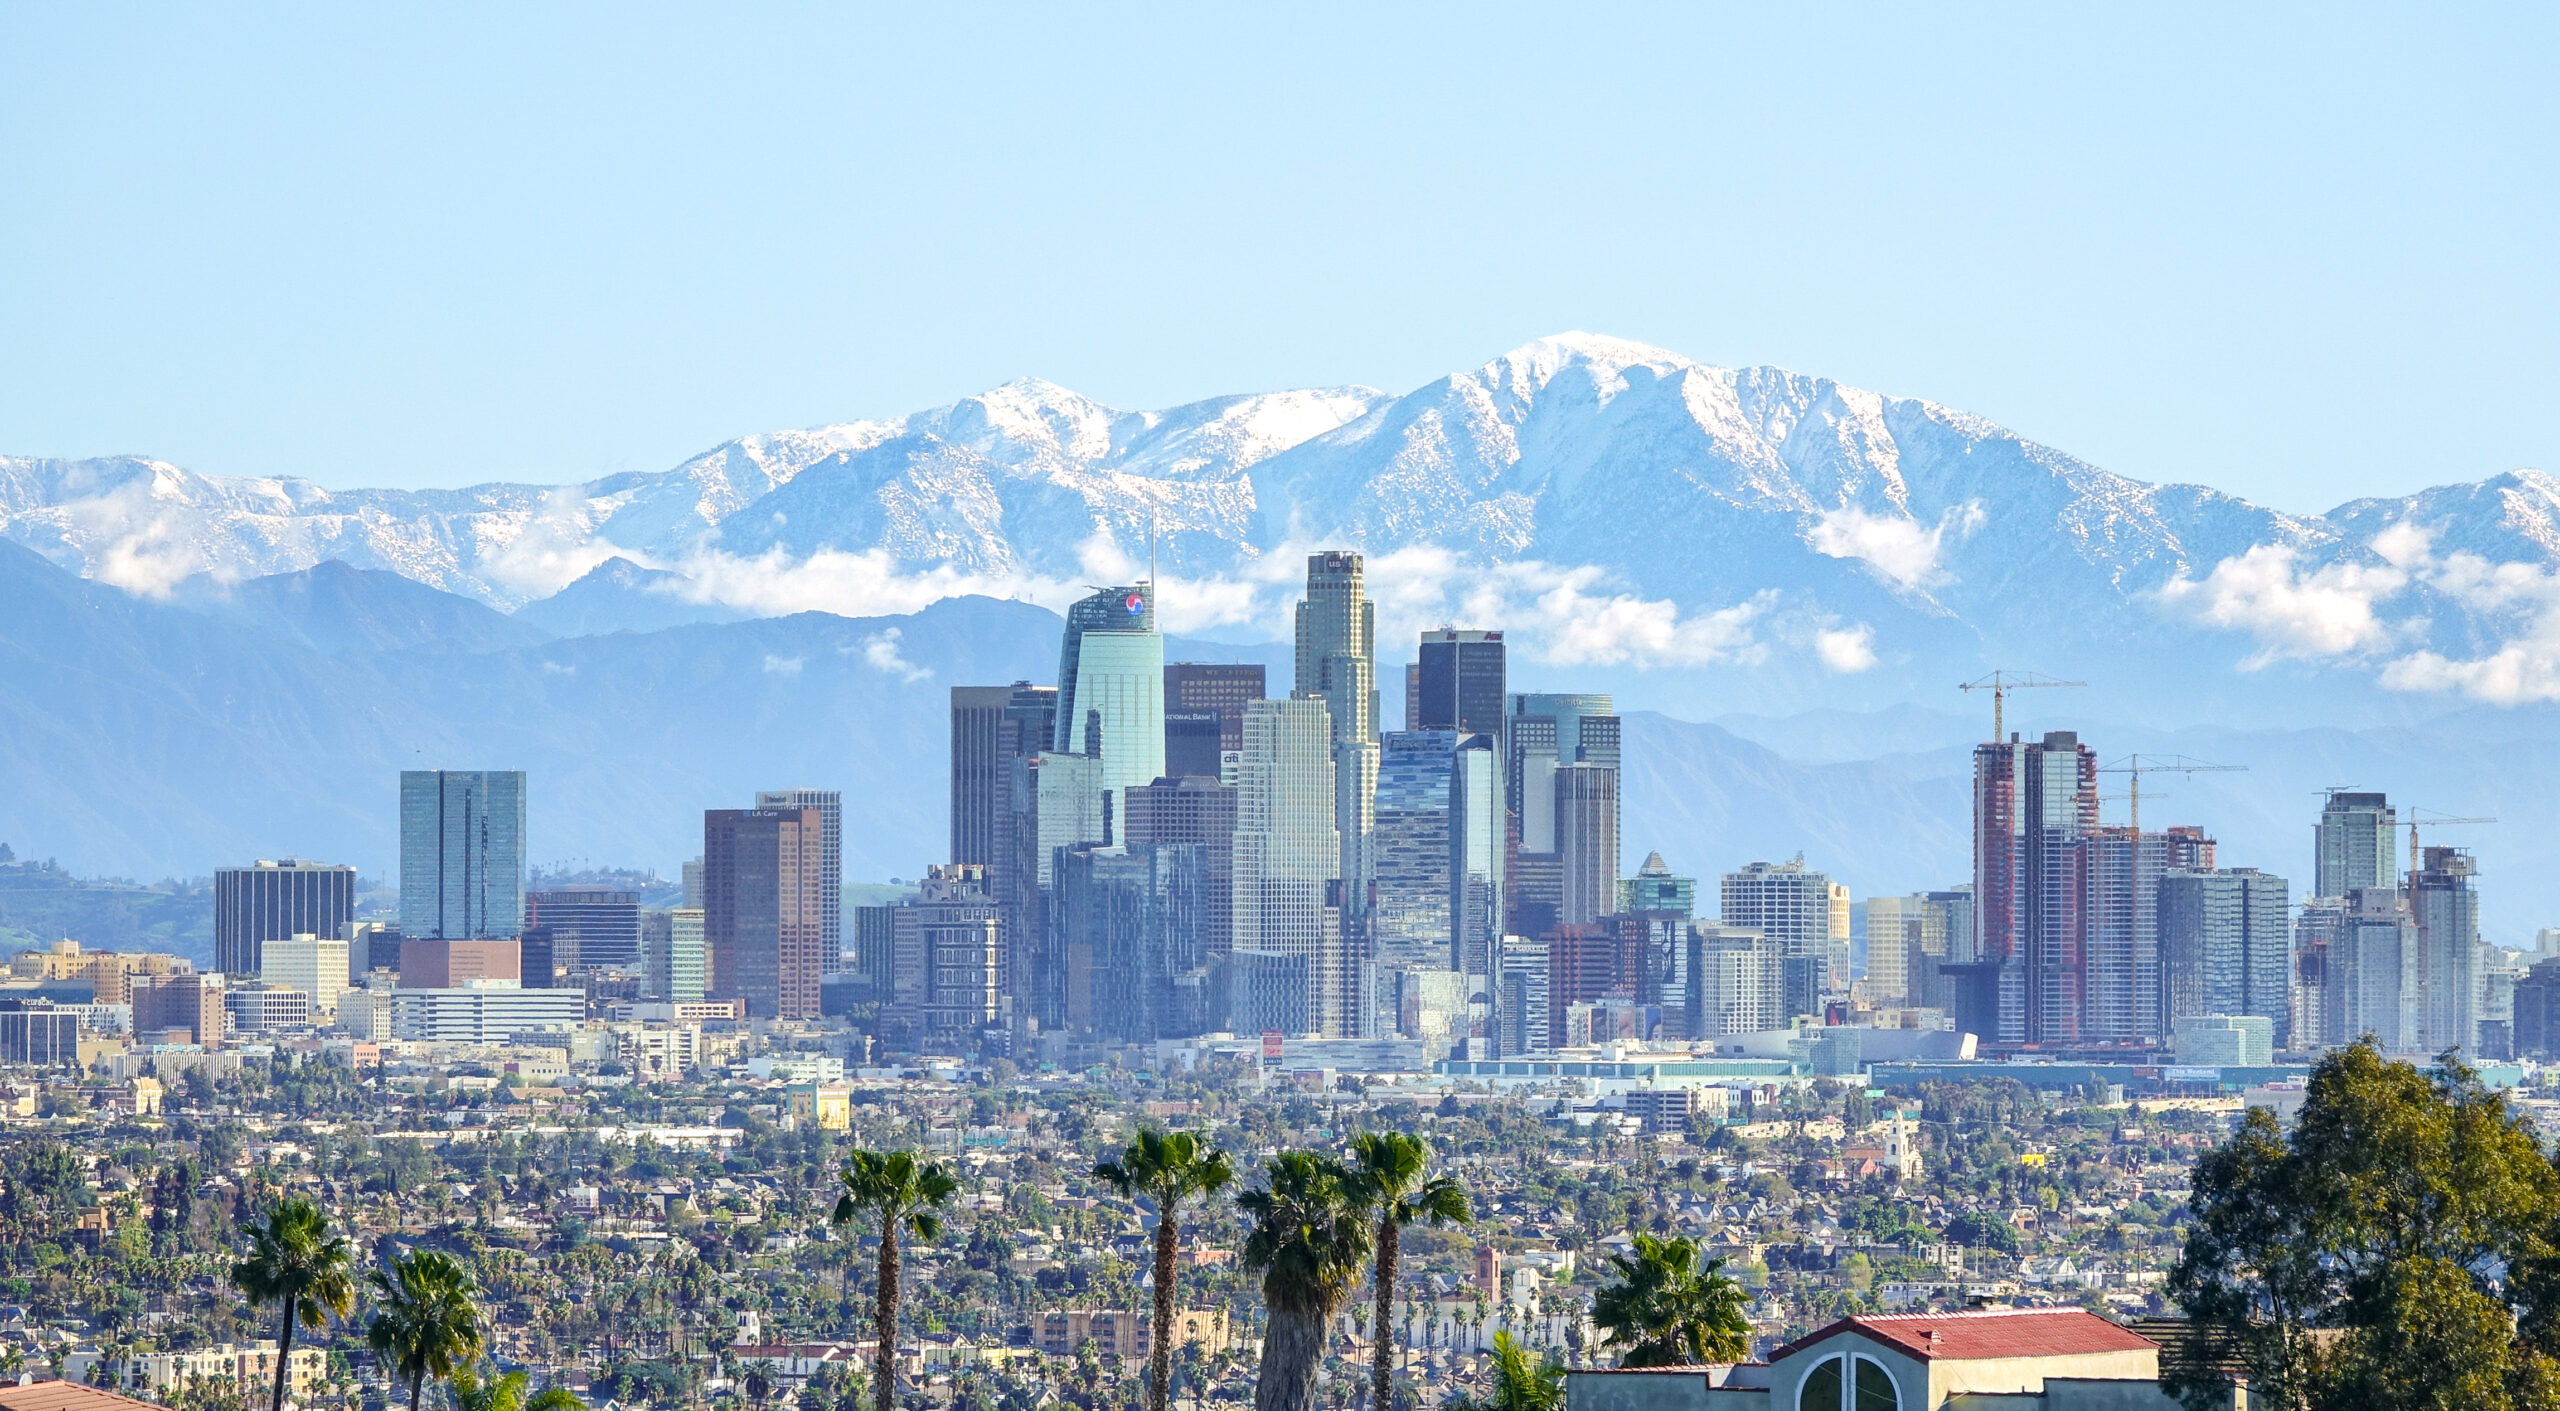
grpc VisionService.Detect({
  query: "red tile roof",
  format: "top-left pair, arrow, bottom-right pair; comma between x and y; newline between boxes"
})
0,1383 -> 171,1411
1777,1309 -> 2160,1363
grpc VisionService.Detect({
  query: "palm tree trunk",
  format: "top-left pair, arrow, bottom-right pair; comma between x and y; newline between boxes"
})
1149,1207 -> 1179,1411
1252,1304 -> 1328,1411
873,1225 -> 899,1411
409,1372 -> 425,1411
271,1294 -> 297,1411
1368,1221 -> 1398,1411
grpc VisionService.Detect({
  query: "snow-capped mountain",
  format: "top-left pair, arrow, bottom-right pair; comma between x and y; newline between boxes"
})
8,333 -> 2557,715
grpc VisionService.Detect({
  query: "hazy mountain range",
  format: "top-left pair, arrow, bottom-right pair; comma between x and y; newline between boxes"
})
5,333 -> 2558,940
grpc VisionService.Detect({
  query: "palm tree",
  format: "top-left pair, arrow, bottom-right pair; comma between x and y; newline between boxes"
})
830,1148 -> 958,1411
447,1364 -> 529,1411
365,1248 -> 486,1411
1342,1133 -> 1470,1411
228,1195 -> 356,1411
1588,1234 -> 1750,1367
1093,1129 -> 1235,1411
1238,1152 -> 1372,1411
1444,1332 -> 1560,1411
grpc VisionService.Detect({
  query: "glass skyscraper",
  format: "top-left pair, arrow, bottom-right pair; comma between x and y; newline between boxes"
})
399,770 -> 526,940
1055,584 -> 1164,833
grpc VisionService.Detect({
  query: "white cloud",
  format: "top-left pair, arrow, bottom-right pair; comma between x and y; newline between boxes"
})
1814,624 -> 1878,674
761,654 -> 804,676
2164,521 -> 2560,704
668,536 -> 1779,674
1806,502 -> 1981,590
481,486 -> 632,600
2157,544 -> 2407,665
860,628 -> 932,683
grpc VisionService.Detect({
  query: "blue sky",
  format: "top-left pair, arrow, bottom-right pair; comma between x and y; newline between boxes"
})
2,5 -> 2553,511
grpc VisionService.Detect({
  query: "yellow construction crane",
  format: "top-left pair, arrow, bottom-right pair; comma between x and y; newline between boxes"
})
1958,670 -> 2086,741
2098,755 -> 2247,831
2400,810 -> 2496,878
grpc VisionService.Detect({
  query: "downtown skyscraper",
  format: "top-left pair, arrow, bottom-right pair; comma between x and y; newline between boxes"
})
399,770 -> 526,940
1230,697 -> 1352,1036
1294,553 -> 1379,936
702,805 -> 827,1021
1056,583 -> 1165,832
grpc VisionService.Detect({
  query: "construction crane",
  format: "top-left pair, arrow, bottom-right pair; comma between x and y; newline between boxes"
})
2399,810 -> 2496,878
2098,755 -> 2247,831
1958,670 -> 2086,742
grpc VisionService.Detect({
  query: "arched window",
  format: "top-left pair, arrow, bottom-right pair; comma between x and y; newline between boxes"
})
1798,1354 -> 1899,1411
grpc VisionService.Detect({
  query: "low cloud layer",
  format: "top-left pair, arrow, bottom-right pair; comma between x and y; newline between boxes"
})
2162,525 -> 2560,704
656,534 -> 1860,675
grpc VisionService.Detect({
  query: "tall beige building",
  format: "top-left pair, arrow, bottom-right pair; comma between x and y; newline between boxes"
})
1231,698 -> 1350,1035
260,933 -> 351,1015
1294,552 -> 1379,953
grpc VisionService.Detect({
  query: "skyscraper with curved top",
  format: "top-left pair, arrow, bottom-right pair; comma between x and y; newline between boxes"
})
1054,583 -> 1164,834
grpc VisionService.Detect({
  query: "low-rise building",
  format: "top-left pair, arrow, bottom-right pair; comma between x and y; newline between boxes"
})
1035,1309 -> 1228,1360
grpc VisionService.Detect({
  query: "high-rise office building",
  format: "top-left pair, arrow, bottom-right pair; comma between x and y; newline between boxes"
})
524,888 -> 642,975
1164,712 -> 1226,780
1164,663 -> 1266,753
399,770 -> 527,940
1051,843 -> 1215,1043
1971,731 -> 2098,1044
1295,554 -> 1379,748
1295,554 -> 1380,920
1452,735 -> 1505,980
1620,853 -> 1696,917
1506,694 -> 1619,937
1007,750 -> 1107,1023
951,683 -> 1056,882
259,933 -> 350,1016
2158,868 -> 2293,1048
1056,585 -> 1165,831
2315,790 -> 2398,899
757,789 -> 843,970
702,806 -> 827,1021
642,908 -> 707,1003
1416,630 -> 1507,737
1230,698 -> 1350,1036
214,859 -> 356,977
1124,775 -> 1238,973
1555,764 -> 1620,926
1372,731 -> 1462,976
2411,846 -> 2483,1055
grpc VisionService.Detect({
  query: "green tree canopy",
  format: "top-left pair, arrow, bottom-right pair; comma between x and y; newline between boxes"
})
1590,1233 -> 1752,1367
2171,1040 -> 2560,1411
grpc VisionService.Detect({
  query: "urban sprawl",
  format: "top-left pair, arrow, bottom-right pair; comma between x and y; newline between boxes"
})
0,551 -> 2548,1411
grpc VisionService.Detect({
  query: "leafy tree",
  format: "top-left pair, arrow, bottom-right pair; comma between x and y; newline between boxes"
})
831,1149 -> 958,1411
1343,1132 -> 1470,1411
1092,1129 -> 1235,1411
228,1195 -> 355,1411
366,1249 -> 486,1411
1590,1233 -> 1751,1366
1238,1151 -> 1371,1411
2171,1040 -> 2560,1411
